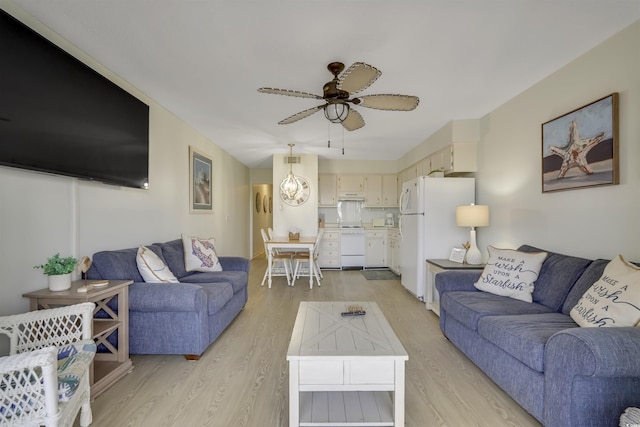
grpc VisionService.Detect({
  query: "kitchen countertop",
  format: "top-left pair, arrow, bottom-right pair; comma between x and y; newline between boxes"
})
320,223 -> 398,230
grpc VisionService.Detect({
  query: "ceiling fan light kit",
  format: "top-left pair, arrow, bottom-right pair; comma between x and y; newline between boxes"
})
258,61 -> 419,131
324,101 -> 350,123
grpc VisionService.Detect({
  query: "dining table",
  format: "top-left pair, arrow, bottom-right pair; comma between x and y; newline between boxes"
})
266,236 -> 317,289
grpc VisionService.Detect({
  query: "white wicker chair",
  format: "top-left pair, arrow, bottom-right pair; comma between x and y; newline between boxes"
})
0,302 -> 96,427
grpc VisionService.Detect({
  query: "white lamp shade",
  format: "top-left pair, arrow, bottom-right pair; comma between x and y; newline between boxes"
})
456,204 -> 489,228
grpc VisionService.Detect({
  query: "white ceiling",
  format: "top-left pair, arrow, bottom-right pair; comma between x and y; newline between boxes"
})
9,0 -> 640,168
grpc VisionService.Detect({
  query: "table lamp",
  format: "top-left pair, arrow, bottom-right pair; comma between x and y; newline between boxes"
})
456,204 -> 489,264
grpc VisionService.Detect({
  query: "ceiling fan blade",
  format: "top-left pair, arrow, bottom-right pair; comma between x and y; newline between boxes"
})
357,94 -> 420,111
258,87 -> 323,100
337,62 -> 381,94
341,108 -> 365,131
278,105 -> 325,125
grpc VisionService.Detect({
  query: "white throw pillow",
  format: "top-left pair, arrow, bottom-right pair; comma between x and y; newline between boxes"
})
473,246 -> 547,302
182,234 -> 223,272
570,255 -> 640,327
136,246 -> 179,283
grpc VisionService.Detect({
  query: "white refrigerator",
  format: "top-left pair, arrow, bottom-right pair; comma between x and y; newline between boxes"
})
399,177 -> 475,301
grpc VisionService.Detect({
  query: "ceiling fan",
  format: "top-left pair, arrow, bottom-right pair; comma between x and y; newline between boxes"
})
258,62 -> 419,131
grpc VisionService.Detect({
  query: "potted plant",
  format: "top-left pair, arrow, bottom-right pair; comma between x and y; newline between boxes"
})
34,253 -> 78,291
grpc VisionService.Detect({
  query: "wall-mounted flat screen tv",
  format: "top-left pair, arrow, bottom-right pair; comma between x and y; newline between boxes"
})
0,9 -> 149,189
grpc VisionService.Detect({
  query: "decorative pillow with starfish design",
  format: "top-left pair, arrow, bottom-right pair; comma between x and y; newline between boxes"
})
182,234 -> 223,272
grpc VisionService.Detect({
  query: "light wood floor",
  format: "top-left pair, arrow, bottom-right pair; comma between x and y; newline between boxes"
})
86,258 -> 542,427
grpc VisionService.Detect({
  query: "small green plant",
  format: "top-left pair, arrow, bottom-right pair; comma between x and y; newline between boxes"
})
34,253 -> 78,276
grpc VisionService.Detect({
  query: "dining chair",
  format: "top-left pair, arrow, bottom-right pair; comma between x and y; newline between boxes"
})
260,228 -> 293,286
291,230 -> 324,288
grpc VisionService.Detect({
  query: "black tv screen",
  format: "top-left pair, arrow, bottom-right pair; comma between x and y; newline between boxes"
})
0,9 -> 149,189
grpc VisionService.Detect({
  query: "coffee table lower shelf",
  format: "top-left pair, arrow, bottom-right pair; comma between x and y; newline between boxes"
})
299,391 -> 394,426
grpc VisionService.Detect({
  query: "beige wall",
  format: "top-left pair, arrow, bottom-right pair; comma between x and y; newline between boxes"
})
0,5 -> 250,323
475,20 -> 640,260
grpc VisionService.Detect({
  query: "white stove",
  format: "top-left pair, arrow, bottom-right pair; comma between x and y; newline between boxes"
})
340,224 -> 365,267
340,225 -> 365,234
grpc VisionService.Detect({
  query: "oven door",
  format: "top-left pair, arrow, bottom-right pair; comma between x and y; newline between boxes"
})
341,231 -> 365,267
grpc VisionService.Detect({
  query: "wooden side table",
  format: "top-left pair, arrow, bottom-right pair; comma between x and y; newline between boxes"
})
426,259 -> 485,316
23,279 -> 133,398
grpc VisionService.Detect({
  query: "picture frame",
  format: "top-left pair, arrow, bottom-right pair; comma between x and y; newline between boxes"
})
542,93 -> 619,193
189,146 -> 213,213
449,247 -> 467,264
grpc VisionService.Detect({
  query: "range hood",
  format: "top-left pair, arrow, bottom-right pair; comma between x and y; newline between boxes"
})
338,195 -> 364,201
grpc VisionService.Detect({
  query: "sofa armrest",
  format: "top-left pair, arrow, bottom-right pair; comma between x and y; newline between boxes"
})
435,270 -> 482,294
128,282 -> 207,313
544,327 -> 640,427
219,256 -> 250,273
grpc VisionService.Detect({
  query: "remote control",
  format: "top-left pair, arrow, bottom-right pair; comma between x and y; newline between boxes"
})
341,310 -> 366,316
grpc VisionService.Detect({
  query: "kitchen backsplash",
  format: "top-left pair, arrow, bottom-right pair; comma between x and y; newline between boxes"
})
319,204 -> 399,226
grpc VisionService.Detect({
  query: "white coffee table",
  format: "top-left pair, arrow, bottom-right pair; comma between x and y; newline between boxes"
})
287,301 -> 408,427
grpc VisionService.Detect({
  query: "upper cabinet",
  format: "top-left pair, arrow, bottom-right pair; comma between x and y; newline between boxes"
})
364,174 -> 398,207
318,174 -> 338,206
382,175 -> 398,207
429,142 -> 477,175
364,175 -> 382,206
337,174 -> 364,198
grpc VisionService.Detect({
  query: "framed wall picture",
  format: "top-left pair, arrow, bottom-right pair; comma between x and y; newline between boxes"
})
189,146 -> 213,213
542,93 -> 619,193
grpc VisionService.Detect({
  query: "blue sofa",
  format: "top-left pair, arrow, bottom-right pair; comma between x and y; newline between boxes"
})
436,245 -> 640,427
86,239 -> 249,359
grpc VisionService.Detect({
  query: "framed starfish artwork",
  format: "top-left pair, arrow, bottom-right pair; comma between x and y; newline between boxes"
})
542,93 -> 618,193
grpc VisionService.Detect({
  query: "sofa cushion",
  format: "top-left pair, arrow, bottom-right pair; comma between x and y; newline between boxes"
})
478,313 -> 578,373
156,239 -> 189,278
570,255 -> 640,327
474,246 -> 547,302
91,245 -> 164,282
518,245 -> 592,312
199,282 -> 234,315
180,270 -> 248,294
136,246 -> 179,283
441,290 -> 554,331
182,234 -> 223,272
562,259 -> 609,315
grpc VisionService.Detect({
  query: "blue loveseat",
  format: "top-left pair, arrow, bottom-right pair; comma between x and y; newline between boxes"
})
86,239 -> 249,359
436,245 -> 640,427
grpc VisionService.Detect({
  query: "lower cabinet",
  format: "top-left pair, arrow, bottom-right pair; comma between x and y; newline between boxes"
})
318,229 -> 341,269
365,230 -> 387,268
388,229 -> 401,275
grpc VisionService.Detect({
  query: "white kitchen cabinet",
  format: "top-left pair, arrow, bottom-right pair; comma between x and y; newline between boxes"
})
382,175 -> 398,207
388,229 -> 401,275
365,229 -> 387,268
337,174 -> 364,198
318,174 -> 337,206
318,229 -> 341,269
365,174 -> 398,207
437,142 -> 477,175
364,175 -> 382,207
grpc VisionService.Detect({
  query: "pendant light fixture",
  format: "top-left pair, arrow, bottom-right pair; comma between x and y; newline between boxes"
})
280,143 -> 300,200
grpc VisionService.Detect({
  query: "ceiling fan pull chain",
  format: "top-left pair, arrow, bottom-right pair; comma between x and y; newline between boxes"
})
328,121 -> 331,148
342,126 -> 345,155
